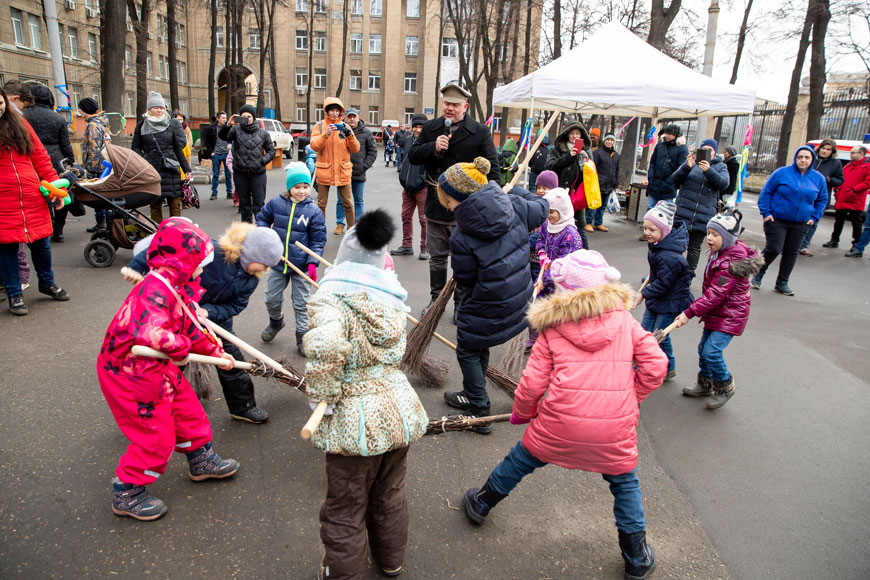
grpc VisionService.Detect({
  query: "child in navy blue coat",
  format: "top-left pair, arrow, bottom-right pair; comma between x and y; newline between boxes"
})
256,162 -> 327,355
437,157 -> 548,433
633,200 -> 693,380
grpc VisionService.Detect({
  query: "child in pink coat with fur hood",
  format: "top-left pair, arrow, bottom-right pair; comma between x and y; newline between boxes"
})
463,250 -> 667,580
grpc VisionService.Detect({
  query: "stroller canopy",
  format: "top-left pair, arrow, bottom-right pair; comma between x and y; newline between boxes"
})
91,144 -> 162,199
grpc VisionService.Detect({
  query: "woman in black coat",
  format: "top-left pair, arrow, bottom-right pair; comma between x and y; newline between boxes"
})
24,85 -> 75,242
132,92 -> 191,223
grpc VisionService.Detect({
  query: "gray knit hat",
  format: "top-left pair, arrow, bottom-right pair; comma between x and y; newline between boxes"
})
146,91 -> 166,109
707,209 -> 742,249
240,227 -> 283,271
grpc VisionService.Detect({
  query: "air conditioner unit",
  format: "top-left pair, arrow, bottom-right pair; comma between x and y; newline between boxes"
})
147,31 -> 154,39
64,0 -> 76,10
85,6 -> 97,17
296,87 -> 306,95
126,22 -> 133,31
158,35 -> 165,43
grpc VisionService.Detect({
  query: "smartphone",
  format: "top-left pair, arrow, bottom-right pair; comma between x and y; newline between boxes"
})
332,123 -> 345,130
572,138 -> 584,154
695,148 -> 712,163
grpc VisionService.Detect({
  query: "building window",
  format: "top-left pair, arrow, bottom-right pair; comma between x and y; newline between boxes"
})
350,33 -> 362,54
176,24 -> 185,46
69,84 -> 83,108
249,28 -> 260,48
315,108 -> 324,122
407,0 -> 420,17
88,32 -> 98,62
314,68 -> 326,89
296,30 -> 308,50
404,73 -> 416,93
296,107 -> 306,122
405,108 -> 415,125
369,34 -> 381,54
405,35 -> 418,56
28,13 -> 43,50
11,8 -> 25,46
442,38 -> 458,58
313,31 -> 326,52
368,72 -> 380,91
178,61 -> 186,83
215,26 -> 223,48
125,92 -> 134,117
295,0 -> 307,11
350,0 -> 362,15
497,42 -> 510,62
295,68 -> 307,88
349,69 -> 361,90
68,28 -> 78,59
368,106 -> 378,125
158,55 -> 165,79
146,53 -> 153,76
125,45 -> 132,70
370,0 -> 381,16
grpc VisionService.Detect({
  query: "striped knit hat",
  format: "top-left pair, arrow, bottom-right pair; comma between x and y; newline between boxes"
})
438,157 -> 491,202
644,200 -> 677,238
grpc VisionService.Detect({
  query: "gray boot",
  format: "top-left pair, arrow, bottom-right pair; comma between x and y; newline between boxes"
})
111,478 -> 168,521
296,331 -> 307,357
261,316 -> 285,343
706,376 -> 735,409
682,373 -> 713,397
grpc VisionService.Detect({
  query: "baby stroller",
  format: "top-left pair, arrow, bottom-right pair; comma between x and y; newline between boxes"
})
63,144 -> 162,267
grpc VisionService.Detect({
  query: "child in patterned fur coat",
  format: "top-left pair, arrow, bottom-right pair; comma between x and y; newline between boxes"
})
303,209 -> 429,579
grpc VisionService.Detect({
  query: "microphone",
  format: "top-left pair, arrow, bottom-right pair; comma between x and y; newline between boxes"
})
443,118 -> 452,136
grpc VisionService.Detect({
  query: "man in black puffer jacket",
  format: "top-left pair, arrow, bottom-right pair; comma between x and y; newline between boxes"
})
25,85 -> 75,242
334,108 -> 377,232
218,105 -> 275,222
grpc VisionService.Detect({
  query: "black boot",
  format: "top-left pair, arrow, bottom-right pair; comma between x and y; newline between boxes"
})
618,530 -> 656,580
87,218 -> 107,233
464,480 -> 507,524
422,268 -> 448,315
261,316 -> 285,342
296,331 -> 307,357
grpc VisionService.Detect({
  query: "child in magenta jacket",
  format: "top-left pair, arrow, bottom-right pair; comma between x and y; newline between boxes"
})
675,209 -> 764,409
98,217 -> 240,521
463,250 -> 667,580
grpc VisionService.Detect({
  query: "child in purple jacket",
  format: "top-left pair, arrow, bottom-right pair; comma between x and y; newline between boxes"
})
535,187 -> 584,297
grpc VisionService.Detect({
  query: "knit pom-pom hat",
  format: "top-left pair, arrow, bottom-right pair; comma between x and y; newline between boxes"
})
335,209 -> 396,268
550,249 -> 621,292
438,157 -> 491,202
643,200 -> 677,238
707,209 -> 742,250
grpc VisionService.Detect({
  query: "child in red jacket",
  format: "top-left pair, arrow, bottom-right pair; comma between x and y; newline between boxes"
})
675,210 -> 764,409
463,250 -> 667,580
98,217 -> 240,521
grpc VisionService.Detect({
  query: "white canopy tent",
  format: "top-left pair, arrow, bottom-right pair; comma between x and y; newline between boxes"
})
493,21 -> 756,118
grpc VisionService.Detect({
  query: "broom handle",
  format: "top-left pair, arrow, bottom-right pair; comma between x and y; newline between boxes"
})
467,413 -> 511,426
130,345 -> 254,370
301,401 -> 329,440
293,241 -> 459,351
657,320 -> 679,339
203,319 -> 292,379
506,112 -> 559,190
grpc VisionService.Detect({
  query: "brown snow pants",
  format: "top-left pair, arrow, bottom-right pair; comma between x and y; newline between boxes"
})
320,446 -> 410,579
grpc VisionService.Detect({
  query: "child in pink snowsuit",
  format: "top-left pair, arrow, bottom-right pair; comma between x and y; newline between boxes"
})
98,217 -> 240,521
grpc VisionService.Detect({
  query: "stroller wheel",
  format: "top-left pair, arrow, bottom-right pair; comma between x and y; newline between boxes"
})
85,239 -> 116,268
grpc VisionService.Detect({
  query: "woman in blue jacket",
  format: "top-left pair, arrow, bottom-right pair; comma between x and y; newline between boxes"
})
752,146 -> 828,296
671,139 -> 730,273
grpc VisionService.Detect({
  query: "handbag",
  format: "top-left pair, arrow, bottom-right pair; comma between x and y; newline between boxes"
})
153,134 -> 181,172
181,179 -> 200,209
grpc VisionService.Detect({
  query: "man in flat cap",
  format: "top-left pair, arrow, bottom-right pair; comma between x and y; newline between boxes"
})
408,83 -> 500,318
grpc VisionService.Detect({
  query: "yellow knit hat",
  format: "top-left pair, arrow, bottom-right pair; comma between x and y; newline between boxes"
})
438,157 -> 491,202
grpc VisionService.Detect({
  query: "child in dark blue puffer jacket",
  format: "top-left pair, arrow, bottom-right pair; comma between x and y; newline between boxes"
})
256,162 -> 326,354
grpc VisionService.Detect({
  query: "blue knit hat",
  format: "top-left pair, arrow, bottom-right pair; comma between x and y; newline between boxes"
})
285,161 -> 312,191
701,138 -> 718,152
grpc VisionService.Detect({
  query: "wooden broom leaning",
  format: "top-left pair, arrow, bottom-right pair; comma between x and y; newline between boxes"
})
652,320 -> 679,343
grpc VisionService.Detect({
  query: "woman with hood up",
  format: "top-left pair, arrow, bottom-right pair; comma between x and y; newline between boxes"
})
545,121 -> 591,249
309,97 -> 360,233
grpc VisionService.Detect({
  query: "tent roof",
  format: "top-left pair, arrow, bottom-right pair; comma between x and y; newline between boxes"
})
493,22 -> 756,118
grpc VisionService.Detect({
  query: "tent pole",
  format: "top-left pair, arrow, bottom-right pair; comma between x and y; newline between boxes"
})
629,116 -> 641,185
525,95 -> 535,188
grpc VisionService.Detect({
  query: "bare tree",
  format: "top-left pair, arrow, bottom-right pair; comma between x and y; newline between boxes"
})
167,0 -> 179,111
806,0 -> 831,141
776,0 -> 815,167
223,0 -> 232,111
305,0 -> 314,133
266,0 -> 282,119
335,0 -> 350,97
126,0 -> 152,116
252,0 -> 269,116
208,0 -> 217,118
714,0 -> 754,142
100,0 -> 126,131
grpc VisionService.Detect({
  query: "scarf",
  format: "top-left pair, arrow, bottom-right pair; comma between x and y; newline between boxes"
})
141,112 -> 170,135
317,261 -> 410,313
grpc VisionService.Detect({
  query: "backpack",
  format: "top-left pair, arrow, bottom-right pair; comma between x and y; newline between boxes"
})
530,147 -> 548,173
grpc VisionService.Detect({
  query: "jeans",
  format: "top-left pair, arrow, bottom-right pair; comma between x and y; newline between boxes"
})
759,219 -> 809,286
641,309 -> 677,372
211,153 -> 234,196
395,147 -> 403,168
335,180 -> 365,225
800,221 -> 818,250
235,171 -> 267,223
17,244 -> 29,284
853,210 -> 870,252
263,269 -> 311,333
400,188 -> 427,250
586,206 -> 605,227
0,237 -> 54,298
686,229 -> 707,273
455,346 -> 491,409
488,441 -> 647,534
829,209 -> 865,246
698,328 -> 733,381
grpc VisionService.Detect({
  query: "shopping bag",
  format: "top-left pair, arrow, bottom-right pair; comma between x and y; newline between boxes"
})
606,190 -> 621,214
583,161 -> 602,209
181,179 -> 200,209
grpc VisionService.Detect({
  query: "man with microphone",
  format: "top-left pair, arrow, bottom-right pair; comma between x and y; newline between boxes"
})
408,83 -> 500,317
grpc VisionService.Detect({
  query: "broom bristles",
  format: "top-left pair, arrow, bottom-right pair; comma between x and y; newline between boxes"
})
498,331 -> 527,379
486,365 -> 519,398
417,354 -> 451,389
401,277 -> 456,376
187,362 -> 216,400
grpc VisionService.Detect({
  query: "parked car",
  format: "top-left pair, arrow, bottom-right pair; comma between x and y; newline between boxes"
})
806,138 -> 864,211
258,118 -> 294,158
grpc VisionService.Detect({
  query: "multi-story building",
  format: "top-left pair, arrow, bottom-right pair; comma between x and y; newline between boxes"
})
0,0 -> 540,136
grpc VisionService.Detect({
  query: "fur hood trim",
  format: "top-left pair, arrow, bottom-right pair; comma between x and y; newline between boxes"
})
527,283 -> 633,331
729,253 -> 765,278
218,222 -> 256,264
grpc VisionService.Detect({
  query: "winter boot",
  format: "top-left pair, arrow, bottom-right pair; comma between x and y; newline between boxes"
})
618,530 -> 656,580
111,478 -> 168,521
463,480 -> 508,525
296,331 -> 307,357
750,272 -> 764,289
706,376 -> 735,410
87,218 -> 107,233
231,406 -> 269,424
261,316 -> 285,342
8,295 -> 27,316
186,442 -> 240,481
682,373 -> 713,397
428,268 -> 448,304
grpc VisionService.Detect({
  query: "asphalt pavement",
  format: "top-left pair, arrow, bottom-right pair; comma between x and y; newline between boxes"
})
1,157 -> 867,579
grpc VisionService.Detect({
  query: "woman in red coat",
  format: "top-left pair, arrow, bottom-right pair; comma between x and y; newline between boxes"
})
822,146 -> 870,250
0,88 -> 69,316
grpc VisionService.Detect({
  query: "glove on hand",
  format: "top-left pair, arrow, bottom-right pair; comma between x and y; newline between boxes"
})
509,413 -> 531,425
538,253 -> 551,269
307,263 -> 317,282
